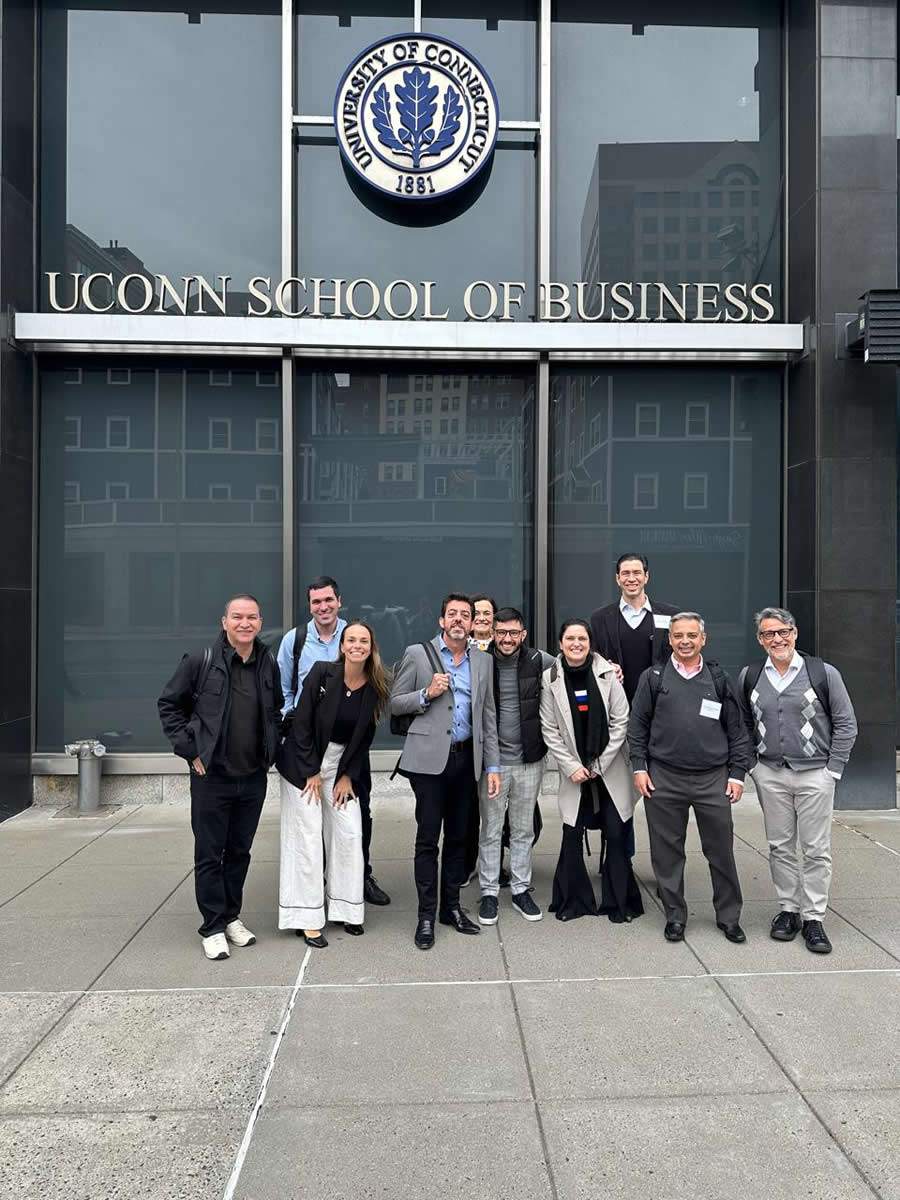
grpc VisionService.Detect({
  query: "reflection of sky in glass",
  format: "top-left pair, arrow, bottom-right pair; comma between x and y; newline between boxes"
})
552,22 -> 763,282
297,142 -> 535,318
65,10 -> 280,281
297,10 -> 412,114
422,8 -> 536,119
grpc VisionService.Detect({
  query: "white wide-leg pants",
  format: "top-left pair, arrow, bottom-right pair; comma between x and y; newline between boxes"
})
278,742 -> 365,929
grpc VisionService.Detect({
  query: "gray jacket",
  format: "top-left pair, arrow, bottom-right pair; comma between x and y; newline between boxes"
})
390,635 -> 500,778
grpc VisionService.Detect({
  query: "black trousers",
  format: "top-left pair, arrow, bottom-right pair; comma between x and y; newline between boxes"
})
358,782 -> 373,878
643,761 -> 742,926
190,767 -> 267,937
551,784 -> 643,923
408,741 -> 477,920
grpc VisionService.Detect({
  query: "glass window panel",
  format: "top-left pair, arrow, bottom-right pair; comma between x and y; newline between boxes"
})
296,135 -> 536,318
422,0 -> 537,120
41,1 -> 280,313
296,1 -> 413,115
294,363 -> 534,744
552,1 -> 783,318
549,367 -> 781,677
37,360 -> 283,751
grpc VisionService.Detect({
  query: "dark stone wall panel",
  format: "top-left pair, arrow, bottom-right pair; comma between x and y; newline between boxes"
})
818,588 -> 896,725
0,586 -> 30,725
0,452 -> 32,589
786,588 -> 817,651
820,57 -> 897,191
787,460 -> 817,589
820,0 -> 897,59
834,721 -> 897,808
818,455 -> 895,591
787,350 -> 816,467
818,189 -> 897,322
787,63 -> 817,220
788,194 -> 817,323
0,344 -> 32,462
0,717 -> 30,817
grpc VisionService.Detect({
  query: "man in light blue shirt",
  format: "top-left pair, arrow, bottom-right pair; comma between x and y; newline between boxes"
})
276,575 -> 346,714
276,575 -> 390,907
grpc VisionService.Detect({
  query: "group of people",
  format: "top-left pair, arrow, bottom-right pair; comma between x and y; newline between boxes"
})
157,557 -> 858,962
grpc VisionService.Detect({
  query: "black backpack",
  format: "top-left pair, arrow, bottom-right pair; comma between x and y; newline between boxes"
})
390,641 -> 444,736
742,653 -> 830,713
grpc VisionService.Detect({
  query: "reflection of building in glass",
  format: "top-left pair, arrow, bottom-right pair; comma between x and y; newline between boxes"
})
580,142 -> 766,309
550,368 -> 780,674
40,365 -> 284,750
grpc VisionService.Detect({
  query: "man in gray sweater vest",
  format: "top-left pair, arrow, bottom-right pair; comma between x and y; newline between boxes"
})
738,607 -> 858,955
628,612 -> 751,944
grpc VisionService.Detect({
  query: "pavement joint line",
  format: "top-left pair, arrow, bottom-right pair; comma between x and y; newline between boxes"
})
707,966 -> 890,1200
221,948 -> 312,1200
834,818 -> 900,859
496,917 -> 561,1200
732,820 -> 900,964
0,804 -> 141,913
0,990 -> 84,1093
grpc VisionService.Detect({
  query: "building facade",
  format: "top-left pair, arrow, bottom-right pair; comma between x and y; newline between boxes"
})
0,0 -> 896,813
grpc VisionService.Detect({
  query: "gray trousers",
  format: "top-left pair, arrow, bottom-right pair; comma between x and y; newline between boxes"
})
643,761 -> 742,926
752,761 -> 835,920
478,760 -> 544,896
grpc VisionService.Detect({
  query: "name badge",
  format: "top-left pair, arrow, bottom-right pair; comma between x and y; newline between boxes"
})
700,698 -> 722,720
653,614 -> 671,630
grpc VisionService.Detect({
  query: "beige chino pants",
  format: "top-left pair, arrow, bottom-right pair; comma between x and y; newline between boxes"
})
752,761 -> 835,921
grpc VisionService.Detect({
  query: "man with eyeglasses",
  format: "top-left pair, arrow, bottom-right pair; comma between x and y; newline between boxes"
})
738,608 -> 857,955
476,608 -> 554,925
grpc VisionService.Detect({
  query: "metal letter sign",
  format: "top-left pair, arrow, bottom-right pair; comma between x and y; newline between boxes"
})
334,34 -> 499,201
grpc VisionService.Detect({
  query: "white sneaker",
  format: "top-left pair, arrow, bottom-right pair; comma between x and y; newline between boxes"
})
225,919 -> 256,947
202,932 -> 230,960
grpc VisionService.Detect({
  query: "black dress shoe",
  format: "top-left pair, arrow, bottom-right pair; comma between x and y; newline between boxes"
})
439,907 -> 480,935
364,874 -> 391,906
770,911 -> 802,941
664,921 -> 685,942
343,923 -> 365,936
297,931 -> 328,948
802,919 -> 832,954
414,918 -> 435,950
717,921 -> 747,943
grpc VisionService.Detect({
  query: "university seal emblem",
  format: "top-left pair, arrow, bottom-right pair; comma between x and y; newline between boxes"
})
334,34 -> 499,201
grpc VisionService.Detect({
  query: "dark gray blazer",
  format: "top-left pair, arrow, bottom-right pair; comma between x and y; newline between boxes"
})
390,635 -> 499,778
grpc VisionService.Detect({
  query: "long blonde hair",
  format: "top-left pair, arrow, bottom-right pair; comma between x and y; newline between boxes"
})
339,620 -> 391,719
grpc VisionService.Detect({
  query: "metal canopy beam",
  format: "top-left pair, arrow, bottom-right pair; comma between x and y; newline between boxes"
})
14,312 -> 806,360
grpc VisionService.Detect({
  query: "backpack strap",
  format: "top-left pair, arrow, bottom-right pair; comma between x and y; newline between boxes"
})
420,640 -> 443,677
799,653 -> 830,713
705,661 -> 730,705
290,625 -> 308,699
647,664 -> 666,713
191,646 -> 213,704
742,661 -> 765,710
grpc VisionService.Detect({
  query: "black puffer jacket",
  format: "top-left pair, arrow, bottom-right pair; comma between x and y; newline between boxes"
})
158,631 -> 283,769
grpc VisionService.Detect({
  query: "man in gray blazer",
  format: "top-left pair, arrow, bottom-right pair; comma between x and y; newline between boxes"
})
391,593 -> 501,949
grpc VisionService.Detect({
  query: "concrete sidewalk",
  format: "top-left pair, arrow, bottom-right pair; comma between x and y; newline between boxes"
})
0,787 -> 898,1200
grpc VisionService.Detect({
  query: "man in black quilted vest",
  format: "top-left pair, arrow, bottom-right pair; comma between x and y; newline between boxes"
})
738,607 -> 858,955
476,607 -> 554,927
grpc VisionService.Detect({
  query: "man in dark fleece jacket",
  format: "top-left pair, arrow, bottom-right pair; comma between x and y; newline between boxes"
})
628,611 -> 751,945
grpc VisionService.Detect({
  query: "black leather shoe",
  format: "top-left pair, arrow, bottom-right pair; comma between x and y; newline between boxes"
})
439,907 -> 480,935
297,931 -> 328,948
770,911 -> 802,941
414,918 -> 435,950
717,921 -> 747,943
364,874 -> 391,906
664,921 -> 685,942
343,923 -> 365,936
802,919 -> 832,954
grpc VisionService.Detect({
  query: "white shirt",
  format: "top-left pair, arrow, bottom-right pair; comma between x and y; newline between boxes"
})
764,651 -> 803,694
619,595 -> 652,629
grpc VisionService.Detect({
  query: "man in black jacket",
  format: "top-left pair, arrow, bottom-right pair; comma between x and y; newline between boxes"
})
590,553 -> 680,702
477,608 -> 554,926
158,594 -> 283,961
627,612 -> 750,945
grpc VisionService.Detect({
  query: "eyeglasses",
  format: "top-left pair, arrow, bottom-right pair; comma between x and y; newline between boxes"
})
759,628 -> 795,642
495,630 -> 525,640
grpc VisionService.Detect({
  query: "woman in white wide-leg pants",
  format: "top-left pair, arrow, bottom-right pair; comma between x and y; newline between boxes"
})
276,621 -> 390,948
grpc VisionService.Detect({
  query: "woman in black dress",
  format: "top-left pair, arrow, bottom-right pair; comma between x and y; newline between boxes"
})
277,621 -> 390,947
540,619 -> 644,923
